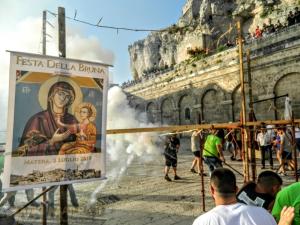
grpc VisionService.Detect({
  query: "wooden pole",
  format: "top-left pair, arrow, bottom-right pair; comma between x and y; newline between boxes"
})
58,7 -> 66,58
42,11 -> 46,55
246,49 -> 256,182
291,113 -> 299,181
200,157 -> 205,212
42,10 -> 47,225
105,120 -> 300,135
10,187 -> 55,217
198,132 -> 205,212
237,20 -> 250,182
58,6 -> 68,225
246,119 -> 300,126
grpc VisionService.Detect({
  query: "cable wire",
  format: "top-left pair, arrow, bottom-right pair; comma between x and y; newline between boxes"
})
46,10 -> 170,32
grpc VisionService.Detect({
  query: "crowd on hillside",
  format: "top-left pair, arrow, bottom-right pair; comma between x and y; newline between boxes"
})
248,7 -> 300,40
121,64 -> 174,88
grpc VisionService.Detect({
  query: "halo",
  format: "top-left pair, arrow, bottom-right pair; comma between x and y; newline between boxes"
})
38,76 -> 83,114
74,102 -> 97,122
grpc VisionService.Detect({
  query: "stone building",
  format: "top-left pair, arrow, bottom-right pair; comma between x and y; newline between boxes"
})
124,0 -> 300,125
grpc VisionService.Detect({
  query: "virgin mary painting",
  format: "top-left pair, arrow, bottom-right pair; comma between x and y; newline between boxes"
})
16,79 -> 81,156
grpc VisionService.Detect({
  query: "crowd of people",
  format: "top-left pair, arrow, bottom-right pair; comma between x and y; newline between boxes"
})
192,168 -> 298,225
249,7 -> 300,40
256,123 -> 299,176
121,64 -> 174,88
162,124 -> 300,224
163,124 -> 300,181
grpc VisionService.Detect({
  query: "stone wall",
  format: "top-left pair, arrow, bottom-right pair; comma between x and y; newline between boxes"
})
125,24 -> 300,124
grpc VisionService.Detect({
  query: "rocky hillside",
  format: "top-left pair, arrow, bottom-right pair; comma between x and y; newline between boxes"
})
128,0 -> 299,79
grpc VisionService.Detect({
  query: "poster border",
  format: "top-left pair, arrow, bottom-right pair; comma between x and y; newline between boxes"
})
3,51 -> 111,192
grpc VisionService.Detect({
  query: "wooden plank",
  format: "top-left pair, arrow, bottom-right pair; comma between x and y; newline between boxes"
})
106,123 -> 240,134
106,119 -> 300,135
58,6 -> 68,225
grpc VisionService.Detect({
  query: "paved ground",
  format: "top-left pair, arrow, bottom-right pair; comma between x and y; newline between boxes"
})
3,148 -> 298,225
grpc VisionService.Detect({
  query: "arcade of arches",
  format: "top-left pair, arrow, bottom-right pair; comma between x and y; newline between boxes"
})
131,73 -> 300,125
126,27 -> 300,126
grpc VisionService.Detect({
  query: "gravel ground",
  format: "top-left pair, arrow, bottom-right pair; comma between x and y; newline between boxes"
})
2,148 -> 298,225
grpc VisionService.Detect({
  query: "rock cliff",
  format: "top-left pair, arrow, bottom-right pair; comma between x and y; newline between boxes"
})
128,0 -> 299,79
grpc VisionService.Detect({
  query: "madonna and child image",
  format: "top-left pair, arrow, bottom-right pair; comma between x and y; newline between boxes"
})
15,76 -> 101,157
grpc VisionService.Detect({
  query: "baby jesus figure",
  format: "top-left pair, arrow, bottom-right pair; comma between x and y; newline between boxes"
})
57,102 -> 97,154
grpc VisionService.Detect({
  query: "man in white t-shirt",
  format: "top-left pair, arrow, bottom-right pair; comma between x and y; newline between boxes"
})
257,124 -> 273,169
192,168 -> 294,225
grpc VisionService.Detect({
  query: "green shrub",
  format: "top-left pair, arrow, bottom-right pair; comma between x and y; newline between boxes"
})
217,45 -> 227,53
260,6 -> 273,18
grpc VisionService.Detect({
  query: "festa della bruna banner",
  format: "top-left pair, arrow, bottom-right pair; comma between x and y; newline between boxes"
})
3,51 -> 110,191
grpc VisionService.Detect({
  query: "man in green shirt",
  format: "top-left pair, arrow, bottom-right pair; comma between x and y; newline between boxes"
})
203,129 -> 225,175
272,182 -> 300,225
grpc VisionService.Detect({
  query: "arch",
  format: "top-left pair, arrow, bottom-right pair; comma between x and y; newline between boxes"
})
185,108 -> 191,120
231,84 -> 253,121
274,72 -> 300,119
146,101 -> 157,123
135,103 -> 145,113
231,84 -> 241,122
200,83 -> 227,102
201,86 -> 225,123
146,101 -> 158,111
178,94 -> 194,125
161,97 -> 176,125
160,97 -> 176,112
268,66 -> 300,89
177,92 -> 197,108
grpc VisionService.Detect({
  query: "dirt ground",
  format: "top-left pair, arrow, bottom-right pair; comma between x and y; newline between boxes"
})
5,147 -> 299,225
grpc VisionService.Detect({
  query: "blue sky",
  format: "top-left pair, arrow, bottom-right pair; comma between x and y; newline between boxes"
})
0,0 -> 186,134
0,0 -> 186,84
74,0 -> 186,83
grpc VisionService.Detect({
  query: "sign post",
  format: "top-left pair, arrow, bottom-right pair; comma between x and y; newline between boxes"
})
58,7 -> 68,225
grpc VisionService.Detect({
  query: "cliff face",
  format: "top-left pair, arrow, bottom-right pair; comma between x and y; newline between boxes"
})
128,0 -> 299,79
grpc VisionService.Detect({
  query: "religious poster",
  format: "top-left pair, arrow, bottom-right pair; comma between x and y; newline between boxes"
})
3,51 -> 109,191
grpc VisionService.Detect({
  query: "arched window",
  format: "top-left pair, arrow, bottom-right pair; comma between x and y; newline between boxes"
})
185,108 -> 191,120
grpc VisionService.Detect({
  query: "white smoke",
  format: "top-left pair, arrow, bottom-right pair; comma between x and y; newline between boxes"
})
88,86 -> 161,206
107,86 -> 160,160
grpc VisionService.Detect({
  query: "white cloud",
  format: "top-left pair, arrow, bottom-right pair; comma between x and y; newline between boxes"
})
67,33 -> 114,64
0,14 -> 114,133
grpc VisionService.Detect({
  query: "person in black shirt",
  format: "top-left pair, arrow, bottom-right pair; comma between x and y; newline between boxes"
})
295,7 -> 300,24
164,134 -> 181,181
287,11 -> 295,26
237,171 -> 282,211
275,20 -> 283,31
268,19 -> 276,33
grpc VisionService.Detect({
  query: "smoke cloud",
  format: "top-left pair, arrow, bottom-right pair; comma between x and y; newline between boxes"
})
107,86 -> 160,160
88,86 -> 161,205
